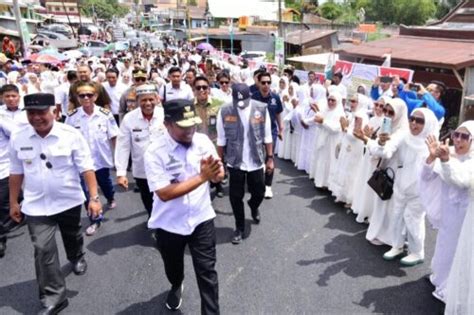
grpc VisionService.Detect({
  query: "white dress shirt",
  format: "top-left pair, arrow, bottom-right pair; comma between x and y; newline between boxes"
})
54,82 -> 70,115
144,131 -> 217,235
65,106 -> 119,170
0,114 -> 16,179
216,103 -> 272,172
115,106 -> 165,178
103,81 -> 128,115
159,82 -> 194,102
9,122 -> 94,216
0,106 -> 28,126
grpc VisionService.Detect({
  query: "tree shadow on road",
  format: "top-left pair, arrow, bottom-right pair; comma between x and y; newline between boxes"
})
0,278 -> 78,315
86,222 -> 155,256
297,230 -> 407,286
116,291 -> 181,315
356,276 -> 445,314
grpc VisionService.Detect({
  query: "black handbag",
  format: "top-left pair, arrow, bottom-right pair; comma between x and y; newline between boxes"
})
367,159 -> 395,201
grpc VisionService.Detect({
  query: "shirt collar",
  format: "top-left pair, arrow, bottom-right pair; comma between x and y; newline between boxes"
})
79,105 -> 99,118
164,130 -> 196,152
29,120 -> 60,139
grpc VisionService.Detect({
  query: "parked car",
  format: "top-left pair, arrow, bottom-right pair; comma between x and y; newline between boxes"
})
32,34 -> 78,50
82,40 -> 108,57
239,51 -> 267,63
39,24 -> 73,38
37,30 -> 69,41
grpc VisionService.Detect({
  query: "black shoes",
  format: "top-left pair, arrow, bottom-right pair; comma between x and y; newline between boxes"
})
38,299 -> 69,315
72,257 -> 87,275
165,284 -> 183,311
251,208 -> 261,224
0,242 -> 5,258
231,230 -> 243,245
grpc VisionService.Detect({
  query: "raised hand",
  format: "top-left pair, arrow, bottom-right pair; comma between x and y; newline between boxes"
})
437,138 -> 450,162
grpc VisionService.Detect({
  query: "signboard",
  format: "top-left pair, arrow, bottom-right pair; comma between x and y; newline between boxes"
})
19,20 -> 30,46
275,36 -> 285,69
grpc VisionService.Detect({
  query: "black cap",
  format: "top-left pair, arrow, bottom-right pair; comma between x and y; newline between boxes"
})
23,93 -> 55,110
231,83 -> 250,107
164,99 -> 202,128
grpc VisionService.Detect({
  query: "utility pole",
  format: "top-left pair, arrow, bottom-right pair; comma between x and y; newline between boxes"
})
12,0 -> 28,57
278,0 -> 282,37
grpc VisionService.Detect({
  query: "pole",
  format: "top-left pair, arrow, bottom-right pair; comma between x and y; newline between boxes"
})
278,0 -> 282,37
230,18 -> 233,54
206,20 -> 209,43
62,0 -> 77,38
12,0 -> 27,57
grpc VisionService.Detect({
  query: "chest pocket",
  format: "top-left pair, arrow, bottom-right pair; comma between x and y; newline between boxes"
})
133,129 -> 149,142
17,150 -> 38,173
49,147 -> 73,175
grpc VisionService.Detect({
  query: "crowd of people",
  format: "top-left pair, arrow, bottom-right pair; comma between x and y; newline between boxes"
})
0,38 -> 473,315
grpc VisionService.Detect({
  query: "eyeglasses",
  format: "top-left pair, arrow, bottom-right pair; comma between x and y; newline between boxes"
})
40,153 -> 53,169
260,81 -> 271,85
78,93 -> 95,99
349,99 -> 357,103
195,85 -> 209,91
409,116 -> 425,125
374,103 -> 384,108
219,81 -> 229,85
452,131 -> 471,141
383,108 -> 395,117
135,77 -> 146,82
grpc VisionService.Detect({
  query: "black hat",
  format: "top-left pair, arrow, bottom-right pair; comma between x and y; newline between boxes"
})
23,93 -> 55,110
164,99 -> 202,128
231,83 -> 250,107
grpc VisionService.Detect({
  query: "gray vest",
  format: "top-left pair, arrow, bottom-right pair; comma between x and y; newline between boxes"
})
220,100 -> 267,169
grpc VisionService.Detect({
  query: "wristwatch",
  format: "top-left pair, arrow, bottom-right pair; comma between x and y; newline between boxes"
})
90,195 -> 100,202
266,155 -> 274,161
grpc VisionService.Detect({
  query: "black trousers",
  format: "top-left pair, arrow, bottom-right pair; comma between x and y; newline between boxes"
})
134,177 -> 153,217
228,167 -> 265,232
26,205 -> 84,306
155,219 -> 219,315
0,177 -> 9,244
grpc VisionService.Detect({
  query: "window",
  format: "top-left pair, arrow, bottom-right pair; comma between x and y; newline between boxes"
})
69,7 -> 75,12
55,7 -> 60,11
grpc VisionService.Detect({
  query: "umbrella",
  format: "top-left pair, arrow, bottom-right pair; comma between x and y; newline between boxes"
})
63,50 -> 83,59
34,54 -> 62,64
38,50 -> 68,61
197,42 -> 214,51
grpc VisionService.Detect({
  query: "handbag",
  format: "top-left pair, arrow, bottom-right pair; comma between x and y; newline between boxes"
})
367,159 -> 395,201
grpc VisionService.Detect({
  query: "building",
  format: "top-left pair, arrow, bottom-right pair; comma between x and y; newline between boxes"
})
44,0 -> 78,16
285,29 -> 338,56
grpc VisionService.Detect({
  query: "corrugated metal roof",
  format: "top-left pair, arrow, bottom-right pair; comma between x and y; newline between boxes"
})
336,35 -> 474,70
285,29 -> 337,46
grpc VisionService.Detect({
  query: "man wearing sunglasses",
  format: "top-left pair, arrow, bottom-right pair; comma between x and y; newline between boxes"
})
251,71 -> 283,199
9,93 -> 102,314
66,82 -> 119,236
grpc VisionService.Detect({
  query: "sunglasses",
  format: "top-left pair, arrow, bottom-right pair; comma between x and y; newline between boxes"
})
374,103 -> 384,108
349,99 -> 357,103
135,77 -> 146,82
78,93 -> 95,99
260,81 -> 271,85
328,98 -> 336,102
40,153 -> 53,169
219,81 -> 229,85
195,85 -> 209,91
383,108 -> 395,117
409,116 -> 425,125
452,131 -> 471,141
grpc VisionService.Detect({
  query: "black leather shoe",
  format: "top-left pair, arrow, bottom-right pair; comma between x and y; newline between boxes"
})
38,299 -> 69,315
72,257 -> 87,275
165,284 -> 183,310
251,208 -> 261,224
0,242 -> 5,258
231,230 -> 243,245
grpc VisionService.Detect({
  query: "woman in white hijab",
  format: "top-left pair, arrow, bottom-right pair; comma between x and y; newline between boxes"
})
277,77 -> 293,160
351,96 -> 389,223
328,93 -> 369,207
357,98 -> 409,246
440,122 -> 474,314
312,91 -> 345,188
366,107 -> 439,265
420,121 -> 474,303
287,84 -> 301,163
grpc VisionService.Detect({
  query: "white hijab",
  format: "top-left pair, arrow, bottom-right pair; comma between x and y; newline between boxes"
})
405,107 -> 440,152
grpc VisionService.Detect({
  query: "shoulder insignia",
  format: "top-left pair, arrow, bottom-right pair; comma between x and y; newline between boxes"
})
99,107 -> 111,115
67,108 -> 78,116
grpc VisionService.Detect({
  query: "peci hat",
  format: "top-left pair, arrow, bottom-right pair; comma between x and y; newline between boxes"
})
133,68 -> 147,79
231,83 -> 250,107
135,84 -> 158,96
23,93 -> 55,110
164,99 -> 202,128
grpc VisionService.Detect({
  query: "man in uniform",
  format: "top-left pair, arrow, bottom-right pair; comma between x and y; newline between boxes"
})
217,84 -> 274,244
65,82 -> 119,236
68,64 -> 111,111
159,66 -> 194,103
118,68 -> 150,117
9,93 -> 102,314
0,84 -> 28,125
144,99 -> 223,313
115,84 -> 165,218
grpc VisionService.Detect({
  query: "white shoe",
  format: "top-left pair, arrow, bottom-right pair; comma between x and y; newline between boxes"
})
383,247 -> 404,261
86,223 -> 100,236
400,253 -> 424,266
264,186 -> 273,199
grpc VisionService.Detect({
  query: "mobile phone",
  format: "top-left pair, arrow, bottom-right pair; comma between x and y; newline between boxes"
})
408,83 -> 420,92
381,117 -> 392,134
380,76 -> 393,84
354,116 -> 362,131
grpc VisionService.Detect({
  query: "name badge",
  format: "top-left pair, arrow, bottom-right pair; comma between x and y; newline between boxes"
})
132,128 -> 142,132
20,147 -> 33,151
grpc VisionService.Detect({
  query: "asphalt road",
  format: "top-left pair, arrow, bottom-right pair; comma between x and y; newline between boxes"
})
0,158 -> 445,314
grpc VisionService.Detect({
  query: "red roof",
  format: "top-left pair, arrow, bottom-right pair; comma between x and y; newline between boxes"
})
336,35 -> 474,70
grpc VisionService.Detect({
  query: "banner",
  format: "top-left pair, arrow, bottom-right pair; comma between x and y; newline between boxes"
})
334,60 -> 414,95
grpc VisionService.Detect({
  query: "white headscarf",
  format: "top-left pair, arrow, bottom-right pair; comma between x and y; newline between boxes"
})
386,98 -> 409,134
457,120 -> 474,154
405,107 -> 440,152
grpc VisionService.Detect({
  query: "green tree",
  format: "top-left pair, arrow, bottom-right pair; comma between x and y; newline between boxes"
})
318,0 -> 343,21
81,0 -> 128,20
355,0 -> 436,25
